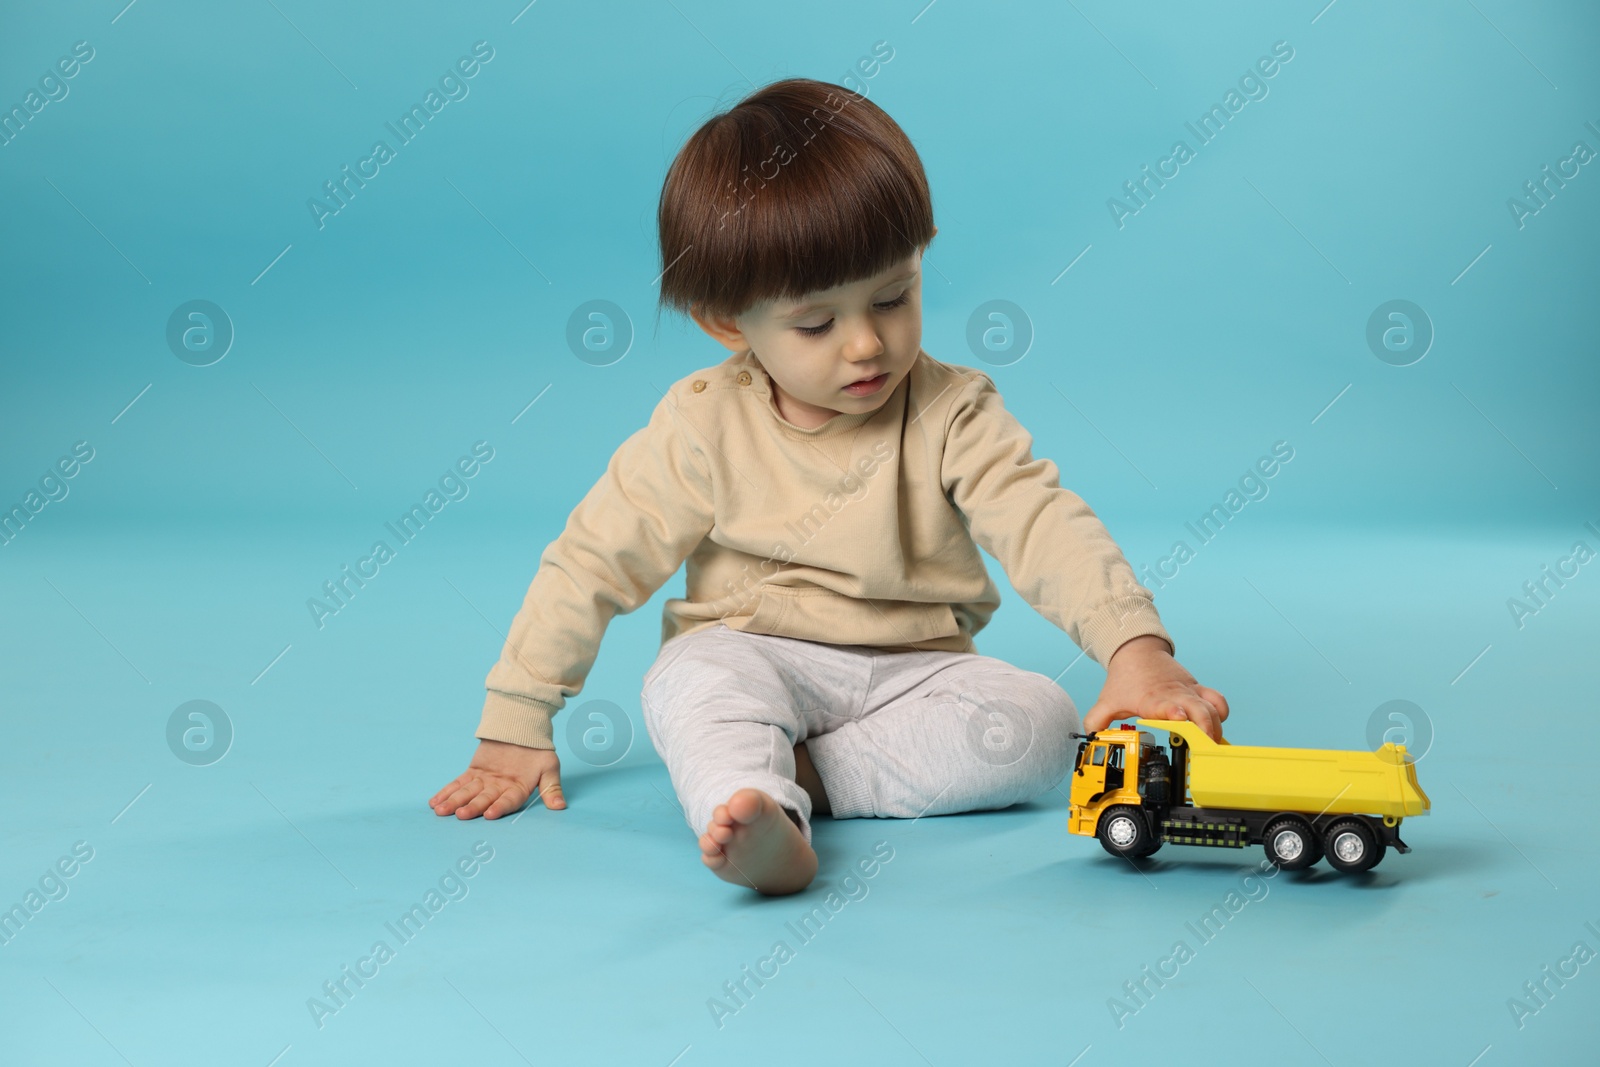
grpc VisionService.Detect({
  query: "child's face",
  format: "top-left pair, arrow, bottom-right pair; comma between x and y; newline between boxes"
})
692,246 -> 929,429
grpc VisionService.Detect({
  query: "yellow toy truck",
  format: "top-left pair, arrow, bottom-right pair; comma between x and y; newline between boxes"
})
1067,719 -> 1430,873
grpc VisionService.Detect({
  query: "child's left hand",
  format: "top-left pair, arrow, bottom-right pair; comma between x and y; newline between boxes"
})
1081,635 -> 1229,742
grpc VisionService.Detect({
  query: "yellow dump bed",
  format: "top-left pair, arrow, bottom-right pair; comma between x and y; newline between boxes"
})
1137,719 -> 1430,819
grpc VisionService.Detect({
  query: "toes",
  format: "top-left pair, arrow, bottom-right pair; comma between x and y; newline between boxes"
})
727,788 -> 768,825
700,844 -> 727,869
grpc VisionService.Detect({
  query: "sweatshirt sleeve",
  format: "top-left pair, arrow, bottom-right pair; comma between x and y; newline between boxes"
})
940,373 -> 1172,667
476,388 -> 715,749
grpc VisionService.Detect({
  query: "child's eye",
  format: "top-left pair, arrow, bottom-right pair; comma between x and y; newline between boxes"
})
793,291 -> 910,338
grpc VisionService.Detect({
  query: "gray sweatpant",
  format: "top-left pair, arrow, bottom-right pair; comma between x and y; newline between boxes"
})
638,623 -> 1080,844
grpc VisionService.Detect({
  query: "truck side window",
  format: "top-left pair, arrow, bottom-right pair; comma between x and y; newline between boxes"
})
1105,743 -> 1125,790
1091,746 -> 1106,767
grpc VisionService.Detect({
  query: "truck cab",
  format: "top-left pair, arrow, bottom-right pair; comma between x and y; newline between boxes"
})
1067,725 -> 1160,838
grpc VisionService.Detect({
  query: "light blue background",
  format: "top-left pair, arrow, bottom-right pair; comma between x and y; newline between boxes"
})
2,1 -> 1597,1064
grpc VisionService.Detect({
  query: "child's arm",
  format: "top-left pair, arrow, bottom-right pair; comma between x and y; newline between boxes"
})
431,387 -> 715,819
940,374 -> 1228,740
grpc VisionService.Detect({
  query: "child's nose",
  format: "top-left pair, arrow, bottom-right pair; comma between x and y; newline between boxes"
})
845,322 -> 886,360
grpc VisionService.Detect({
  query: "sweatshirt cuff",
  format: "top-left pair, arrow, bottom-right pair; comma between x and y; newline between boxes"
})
1077,595 -> 1173,667
476,690 -> 559,750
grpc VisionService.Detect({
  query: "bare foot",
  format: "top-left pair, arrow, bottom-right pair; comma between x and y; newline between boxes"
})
698,788 -> 818,895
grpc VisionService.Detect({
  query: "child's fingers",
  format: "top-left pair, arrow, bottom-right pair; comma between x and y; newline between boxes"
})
456,780 -> 512,819
1085,702 -> 1144,734
1171,696 -> 1224,741
429,773 -> 471,807
433,779 -> 481,815
536,769 -> 567,810
1085,692 -> 1225,740
482,783 -> 530,819
1080,700 -> 1116,733
1196,686 -> 1230,722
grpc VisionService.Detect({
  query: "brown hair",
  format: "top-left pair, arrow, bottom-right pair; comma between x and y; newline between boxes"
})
656,77 -> 935,323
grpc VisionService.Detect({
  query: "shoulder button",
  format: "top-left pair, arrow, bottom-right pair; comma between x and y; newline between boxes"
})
736,371 -> 752,386
691,379 -> 707,392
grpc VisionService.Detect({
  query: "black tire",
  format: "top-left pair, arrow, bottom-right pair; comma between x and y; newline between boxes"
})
1322,818 -> 1384,873
1262,817 -> 1322,871
1097,806 -> 1153,860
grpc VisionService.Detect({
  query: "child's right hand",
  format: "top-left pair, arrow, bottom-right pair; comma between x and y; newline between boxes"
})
429,739 -> 566,819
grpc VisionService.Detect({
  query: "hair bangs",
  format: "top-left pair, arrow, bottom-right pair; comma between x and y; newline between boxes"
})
658,78 -> 934,322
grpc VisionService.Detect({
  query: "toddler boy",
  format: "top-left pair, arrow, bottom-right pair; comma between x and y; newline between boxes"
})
430,78 -> 1228,895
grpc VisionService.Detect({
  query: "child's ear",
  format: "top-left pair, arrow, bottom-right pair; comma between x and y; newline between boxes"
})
689,303 -> 750,353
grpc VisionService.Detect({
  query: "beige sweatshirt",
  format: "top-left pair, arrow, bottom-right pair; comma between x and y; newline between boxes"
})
477,347 -> 1172,750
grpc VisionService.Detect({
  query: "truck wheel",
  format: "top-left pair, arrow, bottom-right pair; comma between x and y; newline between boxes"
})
1097,806 -> 1153,860
1262,817 -> 1322,871
1323,818 -> 1384,873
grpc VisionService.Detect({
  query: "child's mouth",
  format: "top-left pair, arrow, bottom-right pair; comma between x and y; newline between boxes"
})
843,372 -> 889,396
